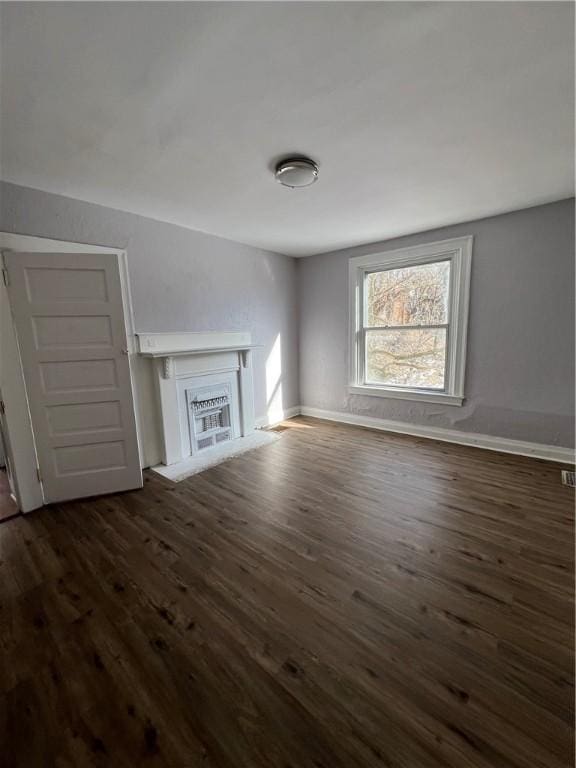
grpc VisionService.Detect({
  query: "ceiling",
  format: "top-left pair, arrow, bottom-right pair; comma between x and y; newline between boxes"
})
1,2 -> 573,257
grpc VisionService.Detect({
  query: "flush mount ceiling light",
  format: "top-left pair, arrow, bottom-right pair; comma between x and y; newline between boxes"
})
274,157 -> 319,188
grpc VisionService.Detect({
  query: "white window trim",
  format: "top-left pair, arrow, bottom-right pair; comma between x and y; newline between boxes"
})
348,235 -> 473,406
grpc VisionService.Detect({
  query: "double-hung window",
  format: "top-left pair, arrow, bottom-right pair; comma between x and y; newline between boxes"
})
349,236 -> 472,405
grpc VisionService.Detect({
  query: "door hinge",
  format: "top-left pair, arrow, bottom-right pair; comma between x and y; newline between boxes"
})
0,400 -> 4,415
2,268 -> 9,287
36,467 -> 42,483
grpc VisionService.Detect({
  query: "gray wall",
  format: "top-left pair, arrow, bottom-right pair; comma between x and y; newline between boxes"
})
0,182 -> 300,424
298,199 -> 575,447
2,182 -> 573,448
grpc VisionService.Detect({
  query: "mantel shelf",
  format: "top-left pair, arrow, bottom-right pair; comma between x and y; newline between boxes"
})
138,344 -> 261,359
135,333 -> 259,379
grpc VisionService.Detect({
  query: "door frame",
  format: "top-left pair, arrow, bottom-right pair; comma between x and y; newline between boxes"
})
0,233 -> 141,512
0,384 -> 18,501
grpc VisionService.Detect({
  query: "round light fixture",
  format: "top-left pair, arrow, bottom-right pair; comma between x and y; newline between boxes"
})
274,157 -> 319,188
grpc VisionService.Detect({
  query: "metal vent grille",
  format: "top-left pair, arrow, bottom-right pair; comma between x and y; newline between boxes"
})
202,412 -> 223,432
197,436 -> 214,452
561,470 -> 575,487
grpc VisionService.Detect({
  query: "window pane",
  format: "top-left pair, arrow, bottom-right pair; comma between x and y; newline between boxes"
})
366,328 -> 446,389
366,261 -> 450,327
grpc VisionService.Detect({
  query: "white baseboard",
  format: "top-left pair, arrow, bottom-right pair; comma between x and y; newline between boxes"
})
255,406 -> 301,430
298,406 -> 575,464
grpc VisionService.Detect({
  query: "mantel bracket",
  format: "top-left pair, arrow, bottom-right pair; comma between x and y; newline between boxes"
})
162,356 -> 175,379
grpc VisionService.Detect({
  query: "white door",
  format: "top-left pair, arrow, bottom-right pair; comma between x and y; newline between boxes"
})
4,252 -> 142,503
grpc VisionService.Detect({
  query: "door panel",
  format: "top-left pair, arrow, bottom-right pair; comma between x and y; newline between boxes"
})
32,315 -> 114,349
40,359 -> 118,392
46,401 -> 123,436
53,441 -> 127,475
24,267 -> 109,302
5,252 -> 142,503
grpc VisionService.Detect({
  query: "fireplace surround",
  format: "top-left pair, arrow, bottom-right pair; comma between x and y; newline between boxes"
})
136,331 -> 260,466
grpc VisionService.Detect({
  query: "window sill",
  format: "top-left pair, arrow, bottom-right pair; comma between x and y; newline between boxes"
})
348,384 -> 464,406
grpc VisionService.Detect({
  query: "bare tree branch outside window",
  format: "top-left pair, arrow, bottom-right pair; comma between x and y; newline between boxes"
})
365,261 -> 450,388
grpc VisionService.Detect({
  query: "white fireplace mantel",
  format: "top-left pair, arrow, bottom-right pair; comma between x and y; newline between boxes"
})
136,332 -> 261,465
141,345 -> 259,379
136,332 -> 260,377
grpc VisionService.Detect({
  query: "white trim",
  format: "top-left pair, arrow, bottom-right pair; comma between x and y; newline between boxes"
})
0,251 -> 42,512
140,345 -> 260,361
348,236 -> 472,405
298,407 -> 575,464
136,331 -> 252,355
347,385 -> 464,406
256,406 -> 301,429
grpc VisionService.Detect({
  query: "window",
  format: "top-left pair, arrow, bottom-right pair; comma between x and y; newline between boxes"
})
348,236 -> 472,405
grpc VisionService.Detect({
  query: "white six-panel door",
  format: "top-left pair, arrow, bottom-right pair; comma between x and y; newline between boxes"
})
5,252 -> 142,503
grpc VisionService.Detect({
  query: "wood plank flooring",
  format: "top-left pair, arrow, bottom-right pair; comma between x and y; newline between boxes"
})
0,416 -> 573,767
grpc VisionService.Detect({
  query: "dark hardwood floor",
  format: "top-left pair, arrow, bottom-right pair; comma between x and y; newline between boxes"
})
0,417 -> 573,767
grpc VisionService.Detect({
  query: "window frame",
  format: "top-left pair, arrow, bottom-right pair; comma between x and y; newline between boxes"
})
348,236 -> 472,406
